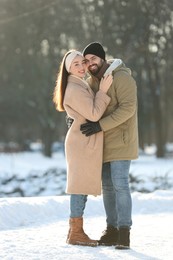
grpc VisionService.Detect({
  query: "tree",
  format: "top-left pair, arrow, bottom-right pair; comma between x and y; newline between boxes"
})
1,0 -> 173,157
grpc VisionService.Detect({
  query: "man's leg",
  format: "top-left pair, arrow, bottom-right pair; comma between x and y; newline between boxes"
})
110,160 -> 132,228
110,160 -> 132,249
102,162 -> 118,227
98,162 -> 118,246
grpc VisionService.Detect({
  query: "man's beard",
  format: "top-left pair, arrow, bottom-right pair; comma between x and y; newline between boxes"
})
88,60 -> 104,75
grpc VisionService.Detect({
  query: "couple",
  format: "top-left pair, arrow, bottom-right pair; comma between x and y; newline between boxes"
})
53,42 -> 138,250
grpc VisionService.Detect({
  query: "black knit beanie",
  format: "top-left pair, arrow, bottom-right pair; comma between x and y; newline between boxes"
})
83,42 -> 105,60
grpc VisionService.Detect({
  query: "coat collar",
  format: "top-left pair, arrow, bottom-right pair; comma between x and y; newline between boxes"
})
89,59 -> 123,81
68,75 -> 89,89
104,59 -> 122,76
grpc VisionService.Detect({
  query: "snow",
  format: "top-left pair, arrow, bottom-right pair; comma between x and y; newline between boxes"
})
0,150 -> 173,259
0,151 -> 66,177
0,152 -> 66,197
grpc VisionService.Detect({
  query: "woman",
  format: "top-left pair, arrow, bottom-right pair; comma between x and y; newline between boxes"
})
53,50 -> 112,247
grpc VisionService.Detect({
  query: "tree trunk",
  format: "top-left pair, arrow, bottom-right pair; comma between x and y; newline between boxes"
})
146,56 -> 165,157
42,126 -> 54,157
152,62 -> 165,157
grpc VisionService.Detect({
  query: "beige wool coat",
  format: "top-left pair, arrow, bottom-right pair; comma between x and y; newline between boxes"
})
87,61 -> 139,162
63,75 -> 110,196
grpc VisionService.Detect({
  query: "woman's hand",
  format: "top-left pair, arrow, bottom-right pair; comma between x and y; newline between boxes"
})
99,74 -> 113,93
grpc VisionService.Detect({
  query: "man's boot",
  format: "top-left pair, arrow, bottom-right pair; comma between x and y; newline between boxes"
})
66,217 -> 98,247
98,225 -> 119,246
115,227 -> 130,249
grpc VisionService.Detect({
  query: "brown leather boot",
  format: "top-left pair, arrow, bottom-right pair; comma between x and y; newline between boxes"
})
66,217 -> 98,247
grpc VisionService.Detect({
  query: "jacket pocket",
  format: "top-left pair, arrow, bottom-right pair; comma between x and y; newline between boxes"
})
105,128 -> 128,148
86,135 -> 96,149
86,132 -> 103,150
122,129 -> 129,145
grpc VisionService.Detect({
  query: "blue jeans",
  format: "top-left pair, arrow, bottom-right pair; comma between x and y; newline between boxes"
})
102,160 -> 132,228
70,160 -> 132,227
70,194 -> 88,218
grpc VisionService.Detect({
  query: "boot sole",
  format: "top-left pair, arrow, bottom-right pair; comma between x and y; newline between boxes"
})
67,240 -> 98,247
115,245 -> 130,250
98,242 -> 117,246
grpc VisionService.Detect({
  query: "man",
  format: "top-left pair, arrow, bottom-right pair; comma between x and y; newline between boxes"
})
80,42 -> 138,250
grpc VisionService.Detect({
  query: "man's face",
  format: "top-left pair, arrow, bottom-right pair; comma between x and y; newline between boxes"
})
84,54 -> 104,75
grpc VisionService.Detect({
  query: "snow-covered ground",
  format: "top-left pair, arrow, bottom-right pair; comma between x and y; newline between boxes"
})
0,149 -> 173,259
0,152 -> 67,197
0,149 -> 173,197
1,192 -> 173,260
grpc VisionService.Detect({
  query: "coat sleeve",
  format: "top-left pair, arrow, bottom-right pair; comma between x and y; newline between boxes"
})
64,85 -> 110,122
99,71 -> 137,131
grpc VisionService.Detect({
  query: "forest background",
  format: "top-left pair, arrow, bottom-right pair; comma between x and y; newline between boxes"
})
0,0 -> 173,158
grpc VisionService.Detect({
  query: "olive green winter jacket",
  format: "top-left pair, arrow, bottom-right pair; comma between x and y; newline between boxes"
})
86,61 -> 139,162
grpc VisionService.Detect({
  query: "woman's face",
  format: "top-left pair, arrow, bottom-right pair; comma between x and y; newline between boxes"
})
69,55 -> 87,78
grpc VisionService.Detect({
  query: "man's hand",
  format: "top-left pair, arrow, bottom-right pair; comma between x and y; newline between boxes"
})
80,121 -> 102,136
65,115 -> 74,128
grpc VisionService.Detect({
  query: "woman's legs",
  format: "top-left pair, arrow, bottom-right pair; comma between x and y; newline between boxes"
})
67,194 -> 97,246
70,194 -> 88,218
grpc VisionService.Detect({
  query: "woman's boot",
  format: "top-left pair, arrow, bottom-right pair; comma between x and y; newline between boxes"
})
66,217 -> 98,247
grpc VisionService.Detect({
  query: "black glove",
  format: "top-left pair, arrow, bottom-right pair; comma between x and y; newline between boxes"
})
65,115 -> 74,129
80,120 -> 102,136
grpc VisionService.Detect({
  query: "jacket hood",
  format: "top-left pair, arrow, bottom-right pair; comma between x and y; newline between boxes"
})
105,58 -> 131,76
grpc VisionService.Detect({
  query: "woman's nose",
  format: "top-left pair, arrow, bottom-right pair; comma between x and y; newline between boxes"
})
81,63 -> 86,69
